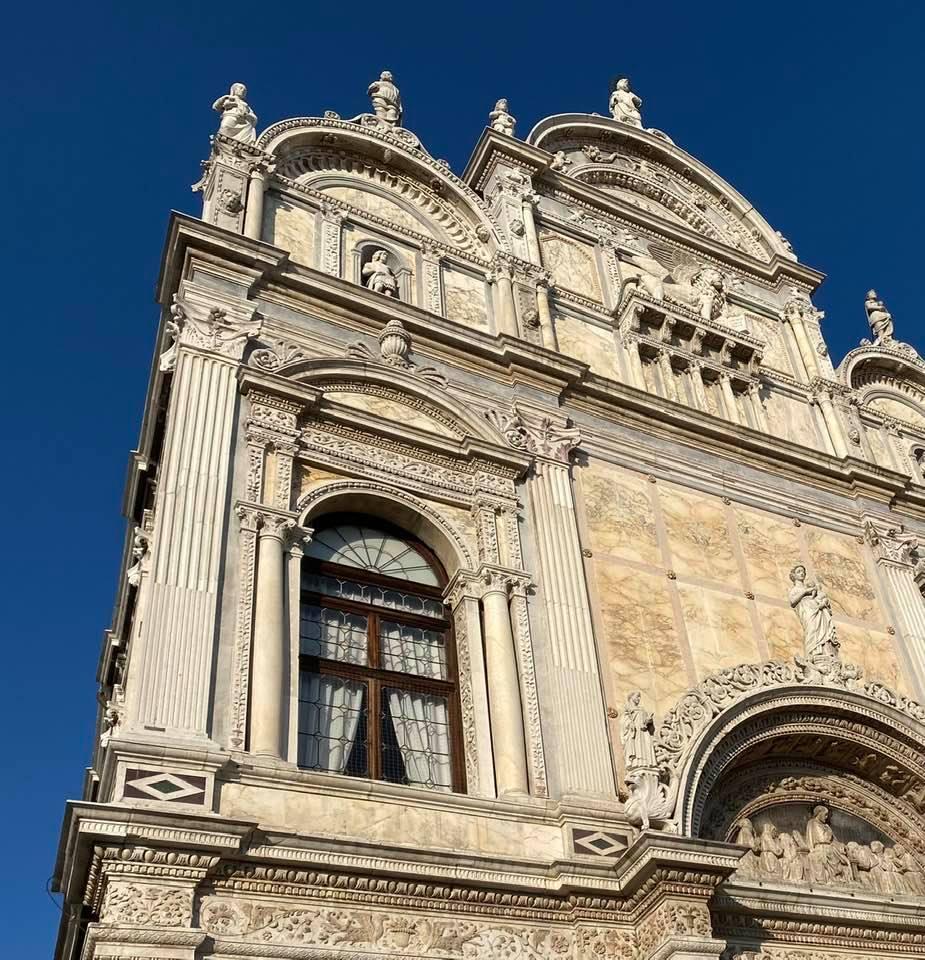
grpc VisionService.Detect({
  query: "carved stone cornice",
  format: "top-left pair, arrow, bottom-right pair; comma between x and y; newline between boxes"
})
486,402 -> 582,463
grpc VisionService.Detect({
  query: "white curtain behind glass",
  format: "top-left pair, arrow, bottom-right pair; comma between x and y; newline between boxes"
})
300,674 -> 364,772
386,688 -> 451,790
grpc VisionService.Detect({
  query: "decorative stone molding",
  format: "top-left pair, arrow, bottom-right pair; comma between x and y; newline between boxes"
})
345,318 -> 448,387
166,292 -> 262,363
486,402 -> 582,463
101,882 -> 193,928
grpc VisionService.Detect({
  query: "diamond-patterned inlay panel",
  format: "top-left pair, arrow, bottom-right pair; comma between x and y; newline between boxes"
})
571,827 -> 631,859
123,768 -> 207,804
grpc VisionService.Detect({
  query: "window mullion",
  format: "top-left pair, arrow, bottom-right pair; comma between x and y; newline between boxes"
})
368,679 -> 381,782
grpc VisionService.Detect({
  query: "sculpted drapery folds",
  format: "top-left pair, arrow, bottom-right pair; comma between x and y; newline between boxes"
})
788,564 -> 840,662
212,83 -> 257,144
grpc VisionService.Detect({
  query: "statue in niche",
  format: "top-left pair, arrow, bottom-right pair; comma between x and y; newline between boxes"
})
609,78 -> 643,127
788,565 -> 840,663
362,250 -> 399,298
212,83 -> 257,144
620,691 -> 657,769
368,70 -> 402,127
805,805 -> 849,884
865,289 -> 894,342
489,98 -> 516,136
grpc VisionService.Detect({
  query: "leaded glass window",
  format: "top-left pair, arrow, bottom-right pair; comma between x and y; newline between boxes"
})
298,516 -> 462,792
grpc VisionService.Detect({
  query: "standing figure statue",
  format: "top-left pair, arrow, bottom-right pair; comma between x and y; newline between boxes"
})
489,98 -> 516,136
212,83 -> 257,144
609,78 -> 643,128
789,564 -> 840,662
757,822 -> 782,878
733,817 -> 760,877
865,289 -> 894,342
362,250 -> 399,298
620,691 -> 657,770
368,70 -> 402,127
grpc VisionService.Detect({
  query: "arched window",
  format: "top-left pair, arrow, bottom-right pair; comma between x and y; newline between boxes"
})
298,515 -> 462,792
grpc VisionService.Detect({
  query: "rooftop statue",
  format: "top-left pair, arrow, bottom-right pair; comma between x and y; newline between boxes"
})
865,289 -> 894,342
609,78 -> 643,128
489,98 -> 516,136
368,70 -> 402,127
212,83 -> 257,144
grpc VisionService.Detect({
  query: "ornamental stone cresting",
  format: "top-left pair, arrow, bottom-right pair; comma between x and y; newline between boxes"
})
51,69 -> 925,960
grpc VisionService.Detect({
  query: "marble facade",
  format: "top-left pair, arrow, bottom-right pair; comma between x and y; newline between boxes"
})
52,73 -> 925,960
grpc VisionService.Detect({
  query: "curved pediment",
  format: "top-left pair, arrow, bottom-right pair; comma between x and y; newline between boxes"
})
527,114 -> 793,263
840,341 -> 925,431
256,118 -> 501,257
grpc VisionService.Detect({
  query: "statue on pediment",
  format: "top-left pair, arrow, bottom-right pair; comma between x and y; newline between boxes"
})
212,83 -> 257,144
368,70 -> 402,127
609,78 -> 643,128
865,289 -> 894,342
489,98 -> 516,136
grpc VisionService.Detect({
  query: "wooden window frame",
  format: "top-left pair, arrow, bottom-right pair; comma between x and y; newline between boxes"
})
298,523 -> 466,793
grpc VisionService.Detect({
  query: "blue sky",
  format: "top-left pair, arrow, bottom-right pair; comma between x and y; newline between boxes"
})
4,1 -> 923,954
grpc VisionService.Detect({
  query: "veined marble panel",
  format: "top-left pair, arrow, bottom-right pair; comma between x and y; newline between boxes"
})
838,623 -> 906,693
218,781 -> 564,859
595,560 -> 687,716
805,528 -> 881,624
537,228 -> 602,302
555,315 -> 619,379
735,506 -> 803,598
765,390 -> 822,451
581,462 -> 660,566
867,395 -> 925,430
748,315 -> 794,377
322,185 -> 428,235
660,485 -> 740,585
443,266 -> 490,331
757,600 -> 804,660
297,465 -> 345,500
678,585 -> 759,679
263,194 -> 316,267
328,391 -> 458,438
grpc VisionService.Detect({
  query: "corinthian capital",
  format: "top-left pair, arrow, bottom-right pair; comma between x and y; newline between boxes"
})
863,518 -> 921,566
486,402 -> 582,463
170,283 -> 262,362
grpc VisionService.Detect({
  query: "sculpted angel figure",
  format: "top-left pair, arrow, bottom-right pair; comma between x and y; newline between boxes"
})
489,98 -> 516,136
368,70 -> 402,126
212,83 -> 257,144
609,78 -> 643,127
865,289 -> 894,342
789,564 -> 840,662
362,251 -> 399,298
620,691 -> 657,770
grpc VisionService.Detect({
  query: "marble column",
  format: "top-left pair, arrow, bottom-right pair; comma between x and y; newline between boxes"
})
319,203 -> 346,277
480,571 -> 529,797
518,414 -> 614,797
535,278 -> 557,350
421,243 -> 443,315
747,381 -> 769,432
243,159 -> 274,241
493,264 -> 519,336
620,333 -> 646,390
719,373 -> 740,425
250,513 -> 296,757
785,309 -> 820,381
866,523 -> 925,700
815,385 -> 849,458
657,349 -> 678,403
128,285 -> 260,739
